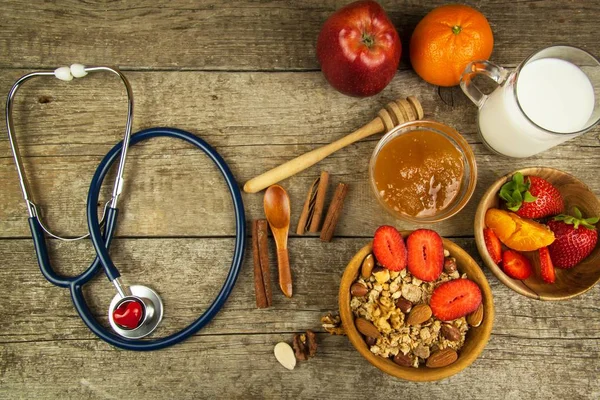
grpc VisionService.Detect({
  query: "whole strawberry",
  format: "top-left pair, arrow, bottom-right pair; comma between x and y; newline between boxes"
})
499,172 -> 564,219
547,207 -> 598,269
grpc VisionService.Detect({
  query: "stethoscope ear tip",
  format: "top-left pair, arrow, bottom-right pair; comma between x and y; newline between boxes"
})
54,64 -> 88,81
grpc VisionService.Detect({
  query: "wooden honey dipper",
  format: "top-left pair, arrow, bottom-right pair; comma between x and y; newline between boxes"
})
243,96 -> 424,193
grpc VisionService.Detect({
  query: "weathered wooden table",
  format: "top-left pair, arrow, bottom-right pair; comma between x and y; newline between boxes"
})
1,1 -> 599,398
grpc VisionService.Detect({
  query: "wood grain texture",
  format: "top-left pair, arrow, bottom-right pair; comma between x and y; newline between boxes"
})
1,238 -> 599,340
0,238 -> 599,399
2,0 -> 600,398
0,0 -> 599,70
1,71 -> 598,238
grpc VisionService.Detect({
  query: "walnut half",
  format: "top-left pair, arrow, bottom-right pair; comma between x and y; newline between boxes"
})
321,312 -> 346,335
293,330 -> 318,361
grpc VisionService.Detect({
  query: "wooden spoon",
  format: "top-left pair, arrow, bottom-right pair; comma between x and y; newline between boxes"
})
264,185 -> 293,297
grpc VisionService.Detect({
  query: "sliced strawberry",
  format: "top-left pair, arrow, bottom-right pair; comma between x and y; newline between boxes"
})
501,250 -> 533,280
483,228 -> 502,265
430,279 -> 482,321
538,246 -> 555,283
372,225 -> 407,271
406,229 -> 444,282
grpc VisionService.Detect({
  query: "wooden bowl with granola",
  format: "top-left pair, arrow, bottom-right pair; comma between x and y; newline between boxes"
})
339,228 -> 494,382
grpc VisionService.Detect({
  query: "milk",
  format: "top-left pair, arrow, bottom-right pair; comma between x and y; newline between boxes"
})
478,58 -> 595,157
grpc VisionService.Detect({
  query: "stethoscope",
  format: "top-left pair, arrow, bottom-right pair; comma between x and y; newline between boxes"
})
6,65 -> 246,351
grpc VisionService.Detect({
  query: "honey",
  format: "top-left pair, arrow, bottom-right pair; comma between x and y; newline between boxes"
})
373,129 -> 464,218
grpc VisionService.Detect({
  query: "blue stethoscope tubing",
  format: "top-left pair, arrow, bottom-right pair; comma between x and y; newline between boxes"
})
76,127 -> 246,351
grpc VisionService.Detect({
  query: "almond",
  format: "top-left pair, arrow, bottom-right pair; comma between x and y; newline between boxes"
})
350,282 -> 368,297
392,353 -> 413,367
441,324 -> 461,342
467,303 -> 484,327
355,317 -> 381,339
361,254 -> 375,279
396,298 -> 413,314
426,348 -> 458,368
406,304 -> 432,326
274,342 -> 297,370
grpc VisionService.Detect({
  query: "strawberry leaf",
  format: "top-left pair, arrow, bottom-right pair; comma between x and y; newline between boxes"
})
499,182 -> 515,199
499,173 -> 537,210
581,220 -> 597,230
523,192 -> 537,203
585,217 -> 599,224
553,209 -> 599,230
514,172 -> 524,187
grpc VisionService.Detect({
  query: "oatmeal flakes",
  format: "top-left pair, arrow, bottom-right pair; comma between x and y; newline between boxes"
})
400,343 -> 410,355
414,344 -> 430,359
401,284 -> 422,303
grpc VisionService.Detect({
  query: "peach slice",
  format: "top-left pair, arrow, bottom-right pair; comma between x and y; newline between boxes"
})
485,208 -> 555,251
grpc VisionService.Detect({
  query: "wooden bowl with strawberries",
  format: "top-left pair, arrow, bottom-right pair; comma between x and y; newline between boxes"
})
339,227 -> 494,382
475,167 -> 600,300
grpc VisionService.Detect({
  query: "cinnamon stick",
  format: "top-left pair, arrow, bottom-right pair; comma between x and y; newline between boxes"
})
258,220 -> 272,306
309,171 -> 329,232
320,183 -> 349,242
296,171 -> 329,235
252,219 -> 272,308
296,179 -> 317,235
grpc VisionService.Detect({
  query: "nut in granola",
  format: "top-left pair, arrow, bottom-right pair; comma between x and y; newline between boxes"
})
406,304 -> 432,326
355,317 -> 381,339
441,324 -> 461,342
426,348 -> 458,368
361,254 -> 375,279
466,303 -> 484,327
373,267 -> 390,284
350,282 -> 368,297
444,256 -> 458,273
392,353 -> 414,367
396,298 -> 413,314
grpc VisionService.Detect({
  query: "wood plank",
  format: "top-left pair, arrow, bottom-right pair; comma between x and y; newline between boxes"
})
1,237 -> 599,398
0,1 -> 599,70
1,71 -> 598,238
1,238 -> 599,342
1,333 -> 599,399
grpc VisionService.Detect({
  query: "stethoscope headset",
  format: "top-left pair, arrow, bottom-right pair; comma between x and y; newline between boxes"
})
6,64 -> 246,351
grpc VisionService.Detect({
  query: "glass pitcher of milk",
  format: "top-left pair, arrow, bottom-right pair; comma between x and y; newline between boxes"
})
460,45 -> 600,158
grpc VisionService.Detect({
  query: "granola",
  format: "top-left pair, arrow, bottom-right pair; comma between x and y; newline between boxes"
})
350,255 -> 470,368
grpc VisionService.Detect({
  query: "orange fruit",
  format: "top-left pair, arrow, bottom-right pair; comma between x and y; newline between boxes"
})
485,208 -> 555,251
410,4 -> 494,87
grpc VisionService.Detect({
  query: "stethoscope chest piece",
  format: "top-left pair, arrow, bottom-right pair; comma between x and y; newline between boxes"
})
108,285 -> 163,339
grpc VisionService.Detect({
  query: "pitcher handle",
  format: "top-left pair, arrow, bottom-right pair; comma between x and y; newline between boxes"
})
460,60 -> 509,108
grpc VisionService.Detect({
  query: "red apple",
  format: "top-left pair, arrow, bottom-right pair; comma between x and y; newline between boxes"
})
316,1 -> 401,97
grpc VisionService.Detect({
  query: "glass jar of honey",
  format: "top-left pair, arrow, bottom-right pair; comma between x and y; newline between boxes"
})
369,120 -> 477,223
